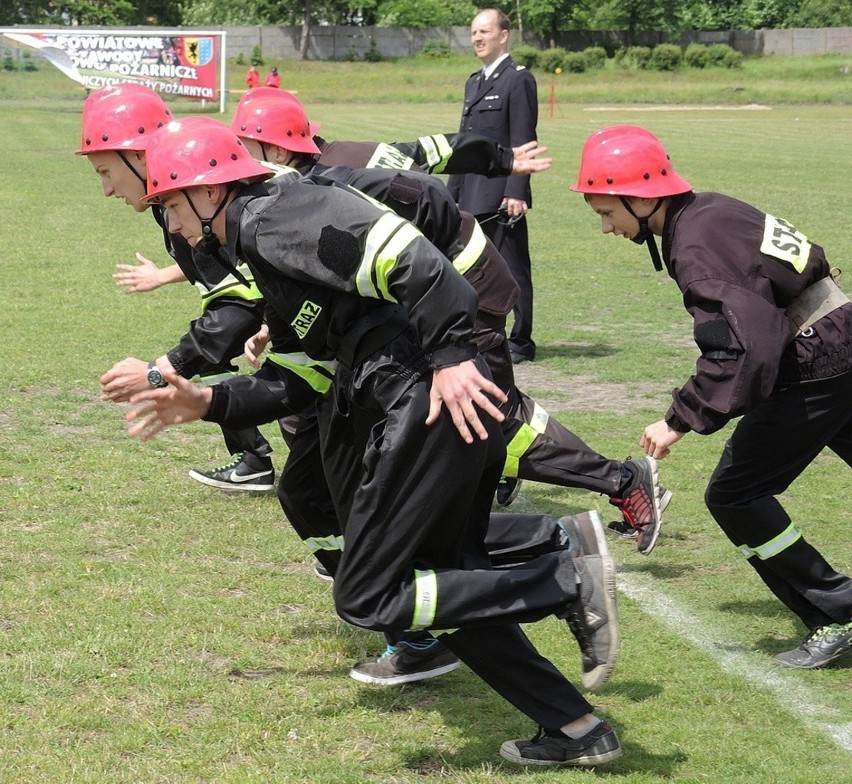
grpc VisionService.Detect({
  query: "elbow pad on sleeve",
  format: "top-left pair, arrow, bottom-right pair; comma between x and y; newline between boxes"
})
694,319 -> 738,361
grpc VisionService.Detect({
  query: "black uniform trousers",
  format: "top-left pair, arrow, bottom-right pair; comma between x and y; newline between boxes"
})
705,369 -> 852,630
315,331 -> 591,729
481,215 -> 535,360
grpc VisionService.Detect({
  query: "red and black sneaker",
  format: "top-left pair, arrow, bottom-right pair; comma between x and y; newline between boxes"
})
609,456 -> 663,555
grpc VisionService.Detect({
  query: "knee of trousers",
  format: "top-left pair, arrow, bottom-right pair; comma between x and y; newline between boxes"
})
332,589 -> 398,633
704,473 -> 744,516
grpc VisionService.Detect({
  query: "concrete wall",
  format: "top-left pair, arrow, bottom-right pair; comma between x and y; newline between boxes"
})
226,25 -> 849,61
763,27 -> 852,56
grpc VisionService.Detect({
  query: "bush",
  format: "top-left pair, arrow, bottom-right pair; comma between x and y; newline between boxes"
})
235,52 -> 246,66
582,46 -> 607,70
2,52 -> 16,72
708,44 -> 743,68
623,46 -> 651,70
250,44 -> 264,66
512,45 -> 540,69
563,51 -> 587,73
363,40 -> 385,62
684,43 -> 709,69
339,47 -> 362,62
649,43 -> 682,71
417,39 -> 452,59
539,47 -> 567,74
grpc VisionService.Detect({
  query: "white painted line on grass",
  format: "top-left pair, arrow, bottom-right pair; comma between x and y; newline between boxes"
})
617,569 -> 852,753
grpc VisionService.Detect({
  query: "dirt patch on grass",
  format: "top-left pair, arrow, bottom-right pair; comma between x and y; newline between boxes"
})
512,361 -> 660,412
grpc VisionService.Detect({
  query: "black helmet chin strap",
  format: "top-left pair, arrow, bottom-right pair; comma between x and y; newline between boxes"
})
621,196 -> 664,272
118,151 -> 148,188
183,186 -> 251,287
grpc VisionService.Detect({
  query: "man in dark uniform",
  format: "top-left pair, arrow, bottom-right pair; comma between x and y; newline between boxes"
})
447,8 -> 538,364
128,116 -> 626,768
573,124 -> 852,670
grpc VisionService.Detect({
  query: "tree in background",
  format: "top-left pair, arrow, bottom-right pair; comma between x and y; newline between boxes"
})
3,0 -> 850,39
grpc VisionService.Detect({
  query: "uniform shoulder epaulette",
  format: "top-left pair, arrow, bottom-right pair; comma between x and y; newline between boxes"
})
515,64 -> 526,70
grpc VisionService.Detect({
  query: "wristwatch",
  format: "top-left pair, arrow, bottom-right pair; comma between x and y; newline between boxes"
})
146,361 -> 168,388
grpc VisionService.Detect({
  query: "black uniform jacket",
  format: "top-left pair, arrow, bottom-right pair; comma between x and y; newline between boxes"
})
662,191 -> 852,435
204,173 -> 479,426
314,132 -> 515,178
446,56 -> 538,215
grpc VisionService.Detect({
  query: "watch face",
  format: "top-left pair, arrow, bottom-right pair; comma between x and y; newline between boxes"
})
147,367 -> 164,387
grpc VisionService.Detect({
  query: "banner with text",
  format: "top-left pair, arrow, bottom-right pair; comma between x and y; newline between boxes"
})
1,29 -> 225,105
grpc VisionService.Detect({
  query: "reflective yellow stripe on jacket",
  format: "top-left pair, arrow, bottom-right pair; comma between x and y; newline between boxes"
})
416,134 -> 454,174
357,212 -> 421,301
266,352 -> 336,395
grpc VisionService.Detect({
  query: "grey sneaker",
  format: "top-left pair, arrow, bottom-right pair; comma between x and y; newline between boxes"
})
609,456 -> 663,555
559,510 -> 607,559
188,452 -> 275,491
500,721 -> 622,767
774,621 -> 852,669
349,641 -> 459,686
558,521 -> 619,692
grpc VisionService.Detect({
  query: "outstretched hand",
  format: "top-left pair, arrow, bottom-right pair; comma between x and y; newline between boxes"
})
244,323 -> 271,368
426,360 -> 506,443
511,140 -> 552,175
640,419 -> 686,460
126,371 -> 213,441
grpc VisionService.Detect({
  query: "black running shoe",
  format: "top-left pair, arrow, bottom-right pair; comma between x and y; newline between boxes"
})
500,721 -> 622,767
495,476 -> 522,507
349,641 -> 459,686
774,621 -> 852,669
188,452 -> 275,492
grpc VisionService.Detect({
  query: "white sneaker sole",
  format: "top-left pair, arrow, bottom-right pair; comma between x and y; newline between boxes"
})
188,470 -> 274,491
348,659 -> 459,686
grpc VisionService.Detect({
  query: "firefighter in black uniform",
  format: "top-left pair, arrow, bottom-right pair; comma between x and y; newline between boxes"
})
447,8 -> 538,365
572,124 -> 852,670
79,84 -> 278,492
230,86 -> 667,554
130,116 -> 625,768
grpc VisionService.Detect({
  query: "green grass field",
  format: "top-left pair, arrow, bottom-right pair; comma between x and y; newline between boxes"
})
0,60 -> 849,783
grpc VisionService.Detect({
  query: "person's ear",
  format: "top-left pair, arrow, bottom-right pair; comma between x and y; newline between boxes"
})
270,145 -> 289,165
205,183 -> 223,205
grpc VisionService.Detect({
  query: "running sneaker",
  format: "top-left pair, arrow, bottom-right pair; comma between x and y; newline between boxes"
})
557,512 -> 619,692
774,621 -> 852,669
349,640 -> 459,686
188,452 -> 275,491
495,476 -> 523,507
609,456 -> 663,555
500,721 -> 622,767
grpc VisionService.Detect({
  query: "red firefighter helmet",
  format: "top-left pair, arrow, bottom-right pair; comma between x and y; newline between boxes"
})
77,83 -> 172,155
571,125 -> 692,198
230,88 -> 322,155
143,117 -> 274,203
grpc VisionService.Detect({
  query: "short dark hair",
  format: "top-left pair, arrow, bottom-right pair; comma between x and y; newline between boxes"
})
479,8 -> 511,32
